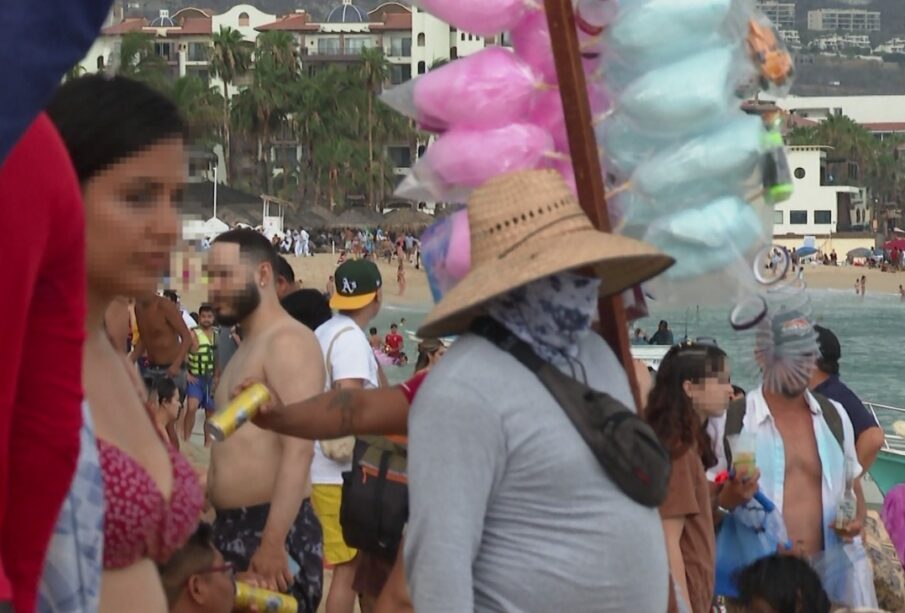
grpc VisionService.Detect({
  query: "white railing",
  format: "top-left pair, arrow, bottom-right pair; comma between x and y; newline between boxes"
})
865,402 -> 905,453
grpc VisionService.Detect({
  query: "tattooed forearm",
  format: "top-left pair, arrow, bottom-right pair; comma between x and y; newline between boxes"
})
329,389 -> 356,437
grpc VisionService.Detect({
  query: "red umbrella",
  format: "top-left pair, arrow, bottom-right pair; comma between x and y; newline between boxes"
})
885,239 -> 905,250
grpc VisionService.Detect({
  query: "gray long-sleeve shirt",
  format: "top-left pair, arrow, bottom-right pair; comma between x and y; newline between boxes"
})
405,333 -> 669,612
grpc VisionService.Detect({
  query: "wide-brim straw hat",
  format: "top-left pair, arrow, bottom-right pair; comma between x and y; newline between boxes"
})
418,170 -> 674,339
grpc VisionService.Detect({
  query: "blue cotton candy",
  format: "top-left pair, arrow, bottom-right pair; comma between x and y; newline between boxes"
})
633,115 -> 766,200
643,196 -> 766,278
618,46 -> 743,136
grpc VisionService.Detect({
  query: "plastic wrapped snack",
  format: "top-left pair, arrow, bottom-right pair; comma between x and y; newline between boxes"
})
380,47 -> 542,133
617,46 -> 749,136
642,196 -> 766,279
413,0 -> 536,37
631,114 -> 766,202
421,210 -> 471,303
746,11 -> 794,96
511,10 -> 602,83
395,124 -> 555,203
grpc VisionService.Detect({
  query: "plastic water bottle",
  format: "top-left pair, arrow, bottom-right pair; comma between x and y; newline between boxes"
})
835,458 -> 857,531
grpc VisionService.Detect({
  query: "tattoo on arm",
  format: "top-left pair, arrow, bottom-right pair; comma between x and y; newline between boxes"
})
329,390 -> 356,436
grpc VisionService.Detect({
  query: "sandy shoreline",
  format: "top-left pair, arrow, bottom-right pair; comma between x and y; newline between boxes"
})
173,251 -> 905,313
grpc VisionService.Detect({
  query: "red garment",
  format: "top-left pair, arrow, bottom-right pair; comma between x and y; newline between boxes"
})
399,370 -> 428,405
385,333 -> 404,355
0,114 -> 85,612
97,438 -> 204,569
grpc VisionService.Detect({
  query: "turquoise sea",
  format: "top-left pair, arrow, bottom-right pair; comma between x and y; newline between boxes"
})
373,290 -> 905,427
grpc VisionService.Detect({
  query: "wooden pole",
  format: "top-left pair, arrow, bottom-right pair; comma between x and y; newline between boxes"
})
544,0 -> 643,409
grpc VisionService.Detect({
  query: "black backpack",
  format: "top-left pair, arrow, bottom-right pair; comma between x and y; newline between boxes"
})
722,393 -> 844,467
470,317 -> 672,508
339,436 -> 408,560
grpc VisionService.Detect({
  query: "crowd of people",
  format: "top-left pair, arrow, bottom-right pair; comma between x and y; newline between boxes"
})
2,16 -> 904,613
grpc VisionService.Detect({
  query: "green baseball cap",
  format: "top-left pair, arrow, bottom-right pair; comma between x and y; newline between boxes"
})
331,259 -> 382,310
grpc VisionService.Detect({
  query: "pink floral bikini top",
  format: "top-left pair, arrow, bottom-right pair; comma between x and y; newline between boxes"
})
97,438 -> 204,569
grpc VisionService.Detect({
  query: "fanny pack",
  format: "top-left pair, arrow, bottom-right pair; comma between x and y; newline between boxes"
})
470,317 -> 671,508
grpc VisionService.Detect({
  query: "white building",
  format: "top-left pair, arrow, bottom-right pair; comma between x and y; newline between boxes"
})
773,146 -> 865,236
757,1 -> 797,31
874,37 -> 905,55
411,5 -> 489,76
807,9 -> 881,32
808,33 -> 871,53
779,29 -> 802,50
766,94 -> 905,137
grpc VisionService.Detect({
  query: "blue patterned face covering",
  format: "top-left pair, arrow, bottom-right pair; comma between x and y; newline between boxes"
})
486,272 -> 601,363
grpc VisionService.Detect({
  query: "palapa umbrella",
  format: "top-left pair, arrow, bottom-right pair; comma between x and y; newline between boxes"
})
847,247 -> 871,258
331,207 -> 384,228
383,207 -> 435,229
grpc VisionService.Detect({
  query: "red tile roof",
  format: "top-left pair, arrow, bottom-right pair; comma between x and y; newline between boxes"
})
369,12 -> 412,31
257,13 -> 320,32
102,18 -> 147,35
174,17 -> 212,35
862,122 -> 905,132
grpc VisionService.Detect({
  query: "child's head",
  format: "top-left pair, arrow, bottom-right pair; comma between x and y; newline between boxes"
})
734,554 -> 831,613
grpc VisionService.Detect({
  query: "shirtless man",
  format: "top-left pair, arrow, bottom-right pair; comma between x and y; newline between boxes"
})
206,229 -> 326,612
131,293 -> 192,393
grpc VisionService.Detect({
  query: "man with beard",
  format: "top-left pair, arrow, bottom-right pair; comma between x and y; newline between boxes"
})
182,304 -> 217,443
206,229 -> 326,612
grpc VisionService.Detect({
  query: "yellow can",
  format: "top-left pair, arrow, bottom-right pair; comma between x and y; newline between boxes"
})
206,383 -> 270,442
235,582 -> 297,613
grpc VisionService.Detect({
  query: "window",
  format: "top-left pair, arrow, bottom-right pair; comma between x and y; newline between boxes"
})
417,33 -> 425,47
188,42 -> 208,62
814,210 -> 832,224
389,63 -> 411,85
450,46 -> 458,59
389,37 -> 411,57
794,167 -> 806,179
790,210 -> 808,225
417,61 -> 426,74
773,210 -> 783,225
154,42 -> 175,61
346,38 -> 371,55
238,12 -> 250,27
388,146 -> 412,168
317,37 -> 341,55
96,55 -> 105,70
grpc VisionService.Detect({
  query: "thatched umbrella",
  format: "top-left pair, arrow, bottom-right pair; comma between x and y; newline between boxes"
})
291,205 -> 336,229
383,207 -> 435,229
331,207 -> 384,228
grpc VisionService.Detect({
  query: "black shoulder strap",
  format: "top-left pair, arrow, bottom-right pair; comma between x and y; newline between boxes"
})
812,392 -> 844,451
723,398 -> 747,469
470,317 -> 547,373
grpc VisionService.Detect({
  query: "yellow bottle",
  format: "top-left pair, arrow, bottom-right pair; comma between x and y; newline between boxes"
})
234,582 -> 297,613
206,383 -> 270,441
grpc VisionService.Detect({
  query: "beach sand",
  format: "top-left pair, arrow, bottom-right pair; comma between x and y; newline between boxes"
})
797,263 -> 905,295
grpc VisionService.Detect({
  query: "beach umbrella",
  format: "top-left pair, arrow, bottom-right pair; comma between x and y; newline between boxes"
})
795,246 -> 818,257
383,207 -> 436,229
847,247 -> 871,258
331,207 -> 384,228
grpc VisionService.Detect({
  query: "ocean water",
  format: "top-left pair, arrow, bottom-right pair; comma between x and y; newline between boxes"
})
373,290 -> 905,427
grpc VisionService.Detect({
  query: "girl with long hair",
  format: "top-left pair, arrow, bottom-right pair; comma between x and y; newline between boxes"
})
646,343 -> 732,613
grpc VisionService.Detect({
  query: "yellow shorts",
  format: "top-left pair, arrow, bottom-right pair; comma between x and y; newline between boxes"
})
311,484 -> 357,566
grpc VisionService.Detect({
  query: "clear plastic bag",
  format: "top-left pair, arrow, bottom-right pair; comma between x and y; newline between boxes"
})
421,210 -> 471,303
380,47 -> 542,133
395,124 -> 555,203
811,543 -> 878,609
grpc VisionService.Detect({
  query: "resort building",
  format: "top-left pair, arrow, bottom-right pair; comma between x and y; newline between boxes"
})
756,1 -> 797,31
773,146 -> 866,237
807,9 -> 881,33
808,34 -> 872,54
766,94 -> 905,138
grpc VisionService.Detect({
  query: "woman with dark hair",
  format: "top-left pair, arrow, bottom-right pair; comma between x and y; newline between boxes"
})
646,343 -> 732,613
151,377 -> 181,450
413,339 -> 446,373
44,75 -> 204,613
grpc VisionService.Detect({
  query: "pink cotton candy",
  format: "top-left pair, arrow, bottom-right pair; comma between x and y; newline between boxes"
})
428,123 -> 554,188
416,0 -> 532,37
412,47 -> 541,132
512,10 -> 557,82
529,89 -> 569,151
447,209 -> 472,279
883,484 -> 905,566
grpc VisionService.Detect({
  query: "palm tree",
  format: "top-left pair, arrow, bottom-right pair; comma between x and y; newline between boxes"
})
64,64 -> 88,82
116,32 -> 167,86
359,47 -> 390,208
210,27 -> 252,182
170,76 -> 224,147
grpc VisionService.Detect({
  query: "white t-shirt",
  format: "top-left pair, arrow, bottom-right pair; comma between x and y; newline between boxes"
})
312,314 -> 380,484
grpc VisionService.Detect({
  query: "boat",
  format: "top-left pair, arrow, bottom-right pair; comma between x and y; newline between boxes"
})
865,402 -> 905,497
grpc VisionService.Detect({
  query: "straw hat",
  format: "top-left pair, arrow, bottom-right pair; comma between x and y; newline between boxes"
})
418,170 -> 674,339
